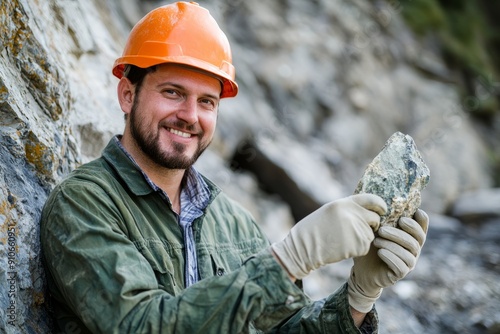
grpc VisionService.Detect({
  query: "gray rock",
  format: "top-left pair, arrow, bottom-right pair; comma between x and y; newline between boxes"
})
354,132 -> 430,227
450,188 -> 500,224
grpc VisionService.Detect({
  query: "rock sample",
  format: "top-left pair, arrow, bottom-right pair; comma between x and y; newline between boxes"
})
354,132 -> 430,227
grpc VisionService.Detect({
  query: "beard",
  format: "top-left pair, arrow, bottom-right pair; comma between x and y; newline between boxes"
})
129,96 -> 211,170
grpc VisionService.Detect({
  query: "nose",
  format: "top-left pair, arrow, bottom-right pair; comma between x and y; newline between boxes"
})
176,97 -> 198,125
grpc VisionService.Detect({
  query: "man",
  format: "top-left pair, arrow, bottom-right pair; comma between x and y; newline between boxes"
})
41,2 -> 428,333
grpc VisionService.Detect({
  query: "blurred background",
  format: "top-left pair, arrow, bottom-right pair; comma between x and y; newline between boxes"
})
0,0 -> 499,333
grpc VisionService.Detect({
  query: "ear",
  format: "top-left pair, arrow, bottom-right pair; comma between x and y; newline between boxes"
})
117,77 -> 135,115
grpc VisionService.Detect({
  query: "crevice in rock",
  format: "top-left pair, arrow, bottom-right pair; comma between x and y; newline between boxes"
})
230,137 -> 321,223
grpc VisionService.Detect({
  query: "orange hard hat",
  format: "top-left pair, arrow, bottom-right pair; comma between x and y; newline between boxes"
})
112,1 -> 238,98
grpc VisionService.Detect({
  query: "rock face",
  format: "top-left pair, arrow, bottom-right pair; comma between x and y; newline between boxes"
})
0,1 -> 498,333
355,132 -> 430,226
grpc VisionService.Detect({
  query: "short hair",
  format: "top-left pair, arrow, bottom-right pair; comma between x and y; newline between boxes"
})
123,65 -> 157,93
122,65 -> 157,121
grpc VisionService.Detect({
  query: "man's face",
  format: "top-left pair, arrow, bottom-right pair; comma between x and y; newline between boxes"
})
126,64 -> 221,170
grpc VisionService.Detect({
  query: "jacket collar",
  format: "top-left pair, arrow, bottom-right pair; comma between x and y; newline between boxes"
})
102,136 -> 154,196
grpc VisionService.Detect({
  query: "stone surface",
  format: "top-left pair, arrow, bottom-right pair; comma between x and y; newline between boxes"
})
354,132 -> 430,227
450,188 -> 500,224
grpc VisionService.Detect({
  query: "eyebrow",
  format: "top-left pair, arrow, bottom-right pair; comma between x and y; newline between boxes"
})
157,82 -> 221,101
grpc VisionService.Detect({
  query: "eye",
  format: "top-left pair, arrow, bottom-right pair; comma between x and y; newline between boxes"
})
200,98 -> 217,110
161,89 -> 180,97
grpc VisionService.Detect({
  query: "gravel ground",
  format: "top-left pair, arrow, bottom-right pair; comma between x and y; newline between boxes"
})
303,214 -> 500,333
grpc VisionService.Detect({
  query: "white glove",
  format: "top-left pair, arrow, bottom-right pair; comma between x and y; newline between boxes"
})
348,209 -> 429,313
271,194 -> 387,279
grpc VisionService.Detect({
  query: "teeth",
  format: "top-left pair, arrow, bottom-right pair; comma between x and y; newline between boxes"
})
169,128 -> 192,138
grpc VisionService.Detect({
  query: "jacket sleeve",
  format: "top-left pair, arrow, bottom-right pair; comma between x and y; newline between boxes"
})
41,181 -> 309,333
265,283 -> 378,333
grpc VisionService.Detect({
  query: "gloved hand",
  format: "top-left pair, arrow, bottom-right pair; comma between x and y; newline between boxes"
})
271,194 -> 387,279
348,209 -> 429,313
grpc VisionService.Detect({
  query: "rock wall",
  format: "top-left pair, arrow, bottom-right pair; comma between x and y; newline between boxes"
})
0,0 -> 498,333
0,0 -> 122,331
1,1 -> 73,331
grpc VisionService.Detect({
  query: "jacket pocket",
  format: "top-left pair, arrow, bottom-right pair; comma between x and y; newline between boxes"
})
210,254 -> 228,277
207,244 -> 247,277
134,239 -> 178,294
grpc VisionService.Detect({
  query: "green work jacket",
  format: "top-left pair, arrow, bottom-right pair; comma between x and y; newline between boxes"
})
41,138 -> 377,333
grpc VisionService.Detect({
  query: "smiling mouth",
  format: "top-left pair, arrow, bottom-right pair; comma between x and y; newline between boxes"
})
168,128 -> 192,138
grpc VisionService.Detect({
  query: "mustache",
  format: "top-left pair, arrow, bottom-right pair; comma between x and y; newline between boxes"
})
159,119 -> 201,134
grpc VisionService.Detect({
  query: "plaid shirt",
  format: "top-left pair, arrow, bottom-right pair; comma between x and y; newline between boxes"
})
115,136 -> 210,287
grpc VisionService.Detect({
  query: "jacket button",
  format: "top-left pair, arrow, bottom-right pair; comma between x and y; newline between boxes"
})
216,268 -> 225,276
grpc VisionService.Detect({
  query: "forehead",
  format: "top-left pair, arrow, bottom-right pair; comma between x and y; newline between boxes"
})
148,64 -> 223,95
